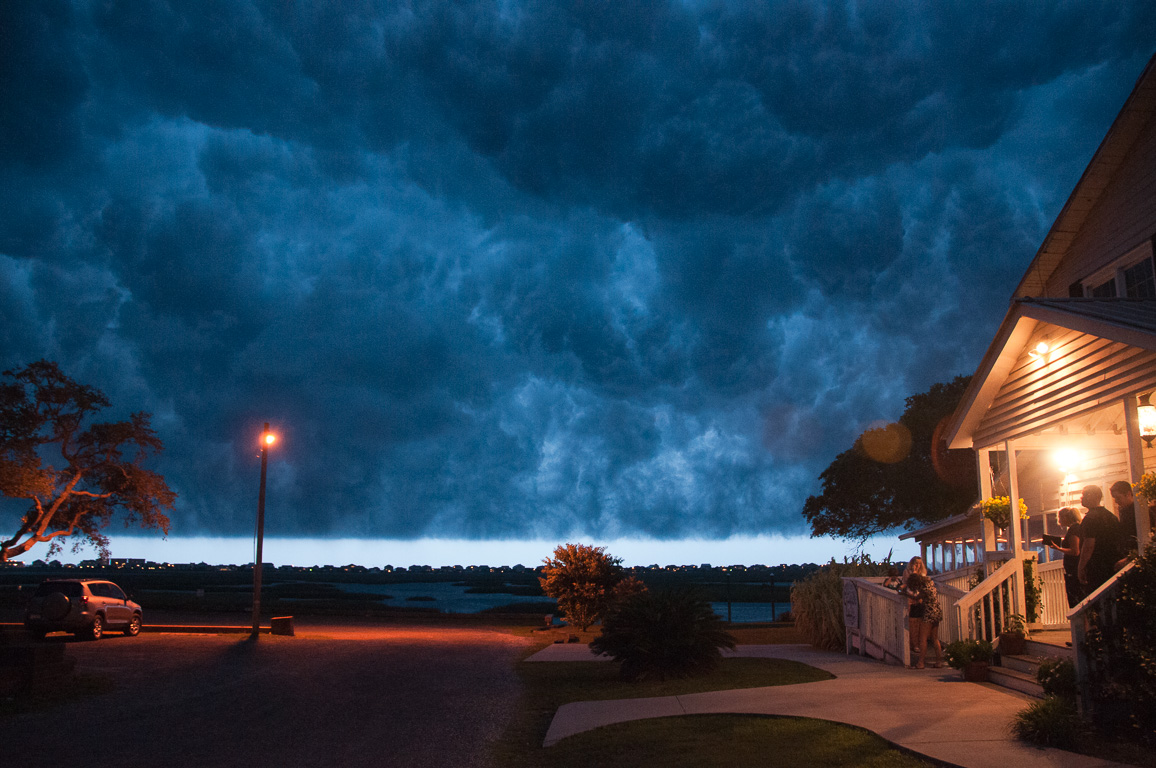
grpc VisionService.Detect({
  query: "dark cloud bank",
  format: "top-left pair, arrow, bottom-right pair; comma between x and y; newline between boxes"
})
1,1 -> 1153,543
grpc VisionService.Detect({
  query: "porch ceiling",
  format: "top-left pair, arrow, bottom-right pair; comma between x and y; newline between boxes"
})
947,298 -> 1156,450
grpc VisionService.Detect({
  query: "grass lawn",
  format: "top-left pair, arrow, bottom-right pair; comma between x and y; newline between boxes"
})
491,627 -> 937,768
540,714 -> 935,768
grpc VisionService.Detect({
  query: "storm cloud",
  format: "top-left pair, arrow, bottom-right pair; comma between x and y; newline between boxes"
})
1,0 -> 1153,543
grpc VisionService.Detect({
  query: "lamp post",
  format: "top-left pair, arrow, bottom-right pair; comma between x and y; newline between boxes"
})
251,424 -> 276,635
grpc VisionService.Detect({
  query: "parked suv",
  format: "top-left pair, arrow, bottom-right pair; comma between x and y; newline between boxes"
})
24,579 -> 143,640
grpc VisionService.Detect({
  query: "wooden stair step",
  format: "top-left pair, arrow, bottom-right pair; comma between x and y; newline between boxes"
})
988,665 -> 1045,698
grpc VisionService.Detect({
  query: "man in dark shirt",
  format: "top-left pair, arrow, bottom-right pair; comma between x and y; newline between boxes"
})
1109,480 -> 1138,557
1078,485 -> 1123,592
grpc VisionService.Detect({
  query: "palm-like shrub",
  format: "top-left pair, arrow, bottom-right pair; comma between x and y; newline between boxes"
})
591,589 -> 736,681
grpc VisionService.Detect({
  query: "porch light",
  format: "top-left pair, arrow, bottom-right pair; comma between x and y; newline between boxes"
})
1139,393 -> 1156,449
1055,449 -> 1079,474
1028,340 -> 1049,360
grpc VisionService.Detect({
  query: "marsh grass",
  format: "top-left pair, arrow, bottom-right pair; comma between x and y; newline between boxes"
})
793,559 -> 892,650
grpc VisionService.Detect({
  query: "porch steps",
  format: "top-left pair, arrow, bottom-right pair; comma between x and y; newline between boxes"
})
988,662 -> 1043,698
988,635 -> 1072,699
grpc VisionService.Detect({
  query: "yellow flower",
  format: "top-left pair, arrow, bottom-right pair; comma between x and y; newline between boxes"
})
980,496 -> 1028,529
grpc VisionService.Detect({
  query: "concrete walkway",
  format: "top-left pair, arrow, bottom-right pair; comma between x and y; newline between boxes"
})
528,643 -> 1125,768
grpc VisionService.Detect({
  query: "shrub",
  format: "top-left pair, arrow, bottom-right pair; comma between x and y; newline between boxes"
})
1037,658 -> 1077,699
1012,696 -> 1087,749
1082,541 -> 1156,741
943,638 -> 993,669
791,556 -> 893,651
539,543 -> 625,631
590,589 -> 736,681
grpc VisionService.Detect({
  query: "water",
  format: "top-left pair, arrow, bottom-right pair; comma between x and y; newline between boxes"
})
329,582 -> 790,622
710,602 -> 792,623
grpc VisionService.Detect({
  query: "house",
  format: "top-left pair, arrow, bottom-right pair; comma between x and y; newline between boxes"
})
844,54 -> 1156,695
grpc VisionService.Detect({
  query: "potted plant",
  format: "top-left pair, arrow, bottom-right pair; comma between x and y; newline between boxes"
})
944,638 -> 994,682
999,613 -> 1028,656
980,496 -> 1028,531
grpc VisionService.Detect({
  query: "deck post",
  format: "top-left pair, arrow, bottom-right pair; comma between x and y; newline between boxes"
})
1123,395 -> 1153,553
1005,439 -> 1027,621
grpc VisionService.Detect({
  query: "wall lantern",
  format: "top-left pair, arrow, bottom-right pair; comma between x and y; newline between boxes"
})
1139,393 -> 1156,449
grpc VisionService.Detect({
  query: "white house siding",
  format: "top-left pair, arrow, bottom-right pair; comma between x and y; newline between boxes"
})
972,324 -> 1156,448
1044,114 -> 1156,297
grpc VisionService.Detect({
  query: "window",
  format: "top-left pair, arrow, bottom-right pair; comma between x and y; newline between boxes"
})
1090,278 -> 1118,298
1079,241 -> 1155,298
1123,258 -> 1156,298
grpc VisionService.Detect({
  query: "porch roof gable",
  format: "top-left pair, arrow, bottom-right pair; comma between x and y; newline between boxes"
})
946,298 -> 1156,449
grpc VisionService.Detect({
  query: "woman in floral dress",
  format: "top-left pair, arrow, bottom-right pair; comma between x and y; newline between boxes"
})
901,558 -> 943,669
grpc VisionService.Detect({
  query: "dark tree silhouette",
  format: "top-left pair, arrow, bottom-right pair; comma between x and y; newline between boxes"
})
803,376 -> 977,542
0,361 -> 175,562
591,589 -> 736,681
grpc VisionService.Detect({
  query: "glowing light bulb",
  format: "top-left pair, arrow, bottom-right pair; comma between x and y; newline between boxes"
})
1055,449 -> 1078,473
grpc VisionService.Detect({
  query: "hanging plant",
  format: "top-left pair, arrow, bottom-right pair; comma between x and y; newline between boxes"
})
1133,472 -> 1156,501
980,496 -> 1028,530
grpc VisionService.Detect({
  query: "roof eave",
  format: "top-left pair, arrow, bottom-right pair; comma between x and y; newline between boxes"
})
1013,53 -> 1156,299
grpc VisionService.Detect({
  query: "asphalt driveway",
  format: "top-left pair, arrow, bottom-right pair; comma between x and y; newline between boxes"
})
0,621 -> 530,768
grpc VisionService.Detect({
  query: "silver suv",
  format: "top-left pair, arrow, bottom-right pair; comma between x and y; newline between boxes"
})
24,579 -> 143,640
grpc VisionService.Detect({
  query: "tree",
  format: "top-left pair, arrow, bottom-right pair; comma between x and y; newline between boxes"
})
539,543 -> 625,631
0,360 -> 175,562
590,589 -> 736,681
802,376 -> 977,541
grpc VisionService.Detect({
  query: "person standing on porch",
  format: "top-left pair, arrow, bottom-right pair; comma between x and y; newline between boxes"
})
899,557 -> 942,668
1077,485 -> 1123,593
1110,480 -> 1138,557
900,557 -> 923,653
1048,506 -> 1084,608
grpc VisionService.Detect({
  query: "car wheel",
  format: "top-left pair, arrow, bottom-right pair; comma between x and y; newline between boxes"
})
86,614 -> 104,641
125,613 -> 142,637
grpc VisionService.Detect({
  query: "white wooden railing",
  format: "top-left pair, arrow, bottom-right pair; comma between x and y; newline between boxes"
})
1035,560 -> 1069,629
955,556 -> 1022,642
935,583 -> 967,644
842,578 -> 909,667
843,577 -> 967,664
933,565 -> 977,593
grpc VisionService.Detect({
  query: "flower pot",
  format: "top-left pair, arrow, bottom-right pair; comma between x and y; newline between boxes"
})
999,633 -> 1026,656
963,661 -> 989,682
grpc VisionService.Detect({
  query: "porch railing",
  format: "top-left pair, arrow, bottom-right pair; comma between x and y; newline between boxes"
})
955,555 -> 1022,642
933,565 -> 977,593
935,583 -> 967,645
843,577 -> 966,664
1069,562 -> 1137,717
842,577 -> 909,667
1035,560 -> 1069,629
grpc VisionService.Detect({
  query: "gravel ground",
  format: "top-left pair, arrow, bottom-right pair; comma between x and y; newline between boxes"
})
1,620 -> 531,768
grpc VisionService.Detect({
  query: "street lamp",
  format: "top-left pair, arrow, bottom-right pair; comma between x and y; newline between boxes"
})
252,423 -> 276,635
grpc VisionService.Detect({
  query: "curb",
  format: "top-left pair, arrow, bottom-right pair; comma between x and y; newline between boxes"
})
2,622 -> 272,635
